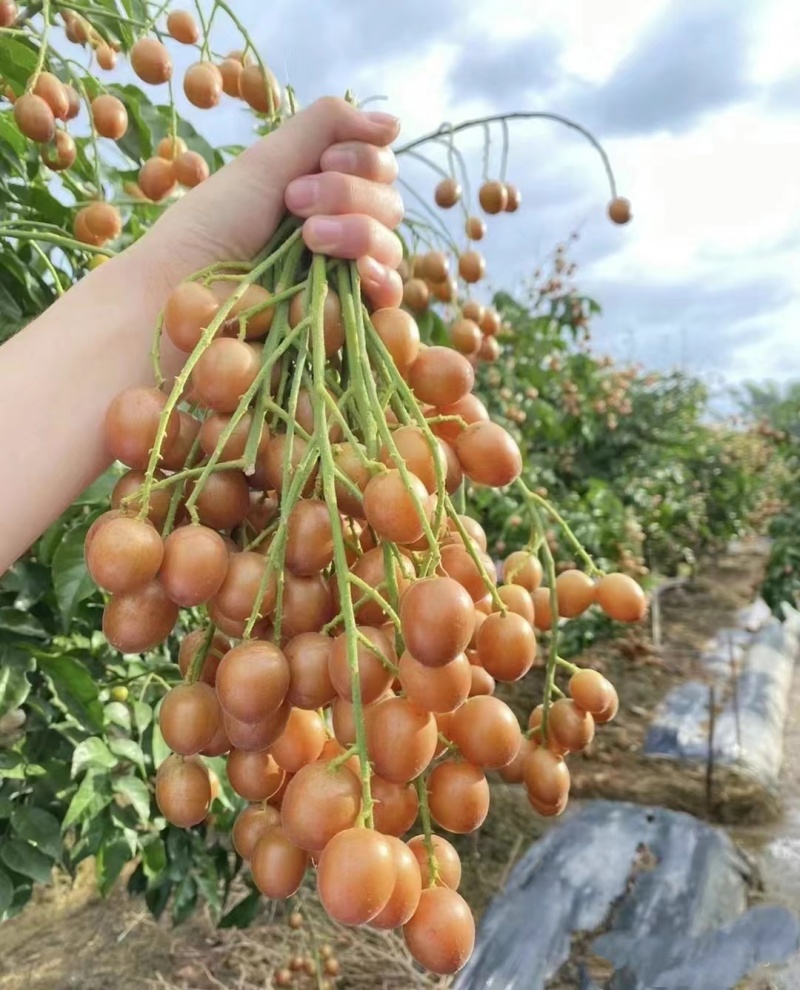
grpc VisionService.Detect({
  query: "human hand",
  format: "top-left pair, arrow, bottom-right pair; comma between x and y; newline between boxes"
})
139,97 -> 404,309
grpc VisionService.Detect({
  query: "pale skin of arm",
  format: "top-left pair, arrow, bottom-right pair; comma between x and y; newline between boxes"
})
0,98 -> 406,574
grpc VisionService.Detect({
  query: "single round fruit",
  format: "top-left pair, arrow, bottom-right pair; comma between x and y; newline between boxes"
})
505,183 -> 522,212
548,698 -> 595,752
403,887 -> 475,975
174,150 -> 210,187
450,318 -> 481,355
178,629 -> 230,685
403,277 -> 430,314
523,747 -> 570,807
160,526 -> 229,606
227,748 -> 285,801
14,93 -> 55,142
432,393 -> 490,447
223,702 -> 291,752
329,626 -> 394,704
379,425 -> 446,495
448,696 -> 521,769
163,281 -> 220,352
239,63 -> 281,113
138,157 -> 176,201
532,586 -> 555,631
184,61 -> 223,109
270,708 -> 327,773
285,632 -> 336,709
155,755 -> 211,827
219,58 -> 243,97
103,580 -> 178,653
556,569 -> 596,618
478,180 -> 508,214
189,470 -> 251,530
608,196 -> 632,225
595,573 -> 647,622
365,697 -> 438,783
427,760 -> 490,833
364,469 -> 432,545
43,132 -> 77,171
400,577 -> 475,667
251,826 -> 309,898
131,37 -> 172,85
465,215 -> 486,240
159,682 -> 220,756
32,72 -> 68,120
502,551 -> 543,591
407,834 -> 461,889
215,641 -> 289,722
371,775 -> 419,838
398,650 -> 471,713
167,9 -> 199,43
91,94 -> 127,139
370,307 -> 421,375
458,251 -> 485,284
496,584 -> 534,624
456,422 -> 522,487
476,611 -> 537,681
434,178 -> 461,208
317,827 -> 396,925
408,347 -> 474,407
569,668 -> 616,715
85,515 -> 163,594
286,499 -> 336,575
280,760 -> 361,853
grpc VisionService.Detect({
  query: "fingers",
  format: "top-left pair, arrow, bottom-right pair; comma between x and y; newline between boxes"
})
358,257 -> 404,309
302,215 -> 403,269
285,172 -> 404,229
320,142 -> 399,183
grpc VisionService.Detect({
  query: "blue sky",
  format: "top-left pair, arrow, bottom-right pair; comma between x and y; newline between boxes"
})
115,2 -> 800,391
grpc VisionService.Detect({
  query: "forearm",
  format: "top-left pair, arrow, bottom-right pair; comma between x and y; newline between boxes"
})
0,243 -> 178,572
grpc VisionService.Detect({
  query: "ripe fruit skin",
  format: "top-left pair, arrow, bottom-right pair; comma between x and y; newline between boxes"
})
479,180 -> 508,214
139,157 -> 176,201
449,695 -> 521,769
32,72 -> 68,120
159,682 -> 220,756
371,307 -> 420,375
251,826 -> 309,898
103,580 -> 179,653
280,760 -> 361,853
569,668 -> 615,715
595,572 -> 647,622
408,346 -> 475,407
403,277 -> 430,314
458,251 -> 486,284
216,641 -> 289,723
155,755 -> 211,827
164,281 -> 219,352
184,61 -> 223,109
96,43 -> 117,70
371,775 -> 419,837
174,150 -> 210,187
167,9 -> 200,44
456,421 -> 522,488
223,701 -> 291,752
131,37 -> 172,85
556,569 -> 596,618
84,202 -> 122,242
427,759 -> 490,833
85,515 -> 163,594
64,85 -> 80,120
523,747 -> 570,808
398,650 -> 471,714
156,135 -> 188,160
104,386 -> 179,470
400,577 -> 475,668
365,697 -> 438,783
328,626 -> 394,705
41,131 -> 76,171
532,586 -> 554,631
91,94 -> 128,140
407,833 -> 462,889
286,499 -> 336,575
160,525 -> 229,606
227,748 -> 285,801
503,550 -> 543,591
191,470 -> 251,531
232,804 -> 280,860
219,58 -> 243,97
178,629 -> 230,685
14,93 -> 55,142
476,611 -> 537,682
239,63 -> 281,113
450,318 -> 481,355
548,698 -> 595,752
608,196 -> 632,225
0,1 -> 17,27
363,469 -> 431,545
317,827 -> 396,925
432,393 -> 490,447
504,183 -> 522,212
270,708 -> 327,773
465,215 -> 486,240
404,887 -> 475,975
370,837 -> 423,929
284,632 -> 336,710
191,338 -> 260,413
434,178 -> 461,208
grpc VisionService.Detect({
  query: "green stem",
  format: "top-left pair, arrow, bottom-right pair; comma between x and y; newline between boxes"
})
535,506 -> 560,743
186,623 -> 216,684
28,0 -> 50,88
414,775 -> 440,887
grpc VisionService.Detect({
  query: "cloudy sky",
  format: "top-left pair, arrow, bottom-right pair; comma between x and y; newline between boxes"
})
169,1 -> 800,392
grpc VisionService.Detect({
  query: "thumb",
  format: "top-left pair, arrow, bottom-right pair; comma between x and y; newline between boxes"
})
141,98 -> 400,282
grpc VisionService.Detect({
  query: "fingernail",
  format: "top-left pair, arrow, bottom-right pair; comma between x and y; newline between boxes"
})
323,147 -> 358,173
306,217 -> 345,252
362,110 -> 399,128
285,176 -> 321,212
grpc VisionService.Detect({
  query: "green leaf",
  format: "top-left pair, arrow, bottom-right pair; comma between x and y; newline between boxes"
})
141,835 -> 166,878
172,876 -> 198,925
10,807 -> 62,859
73,471 -> 119,506
62,770 -> 113,829
131,700 -> 152,735
72,737 -> 118,777
150,721 -> 171,770
108,737 -> 145,773
0,753 -> 21,773
0,113 -> 27,164
37,653 -> 103,732
145,880 -> 172,919
51,525 -> 97,627
95,837 -> 131,897
0,608 -> 46,638
0,868 -> 13,915
0,647 -> 34,718
113,84 -> 154,161
0,839 -> 53,884
0,38 -> 38,90
104,701 -> 131,731
113,776 -> 151,823
220,889 -> 261,928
